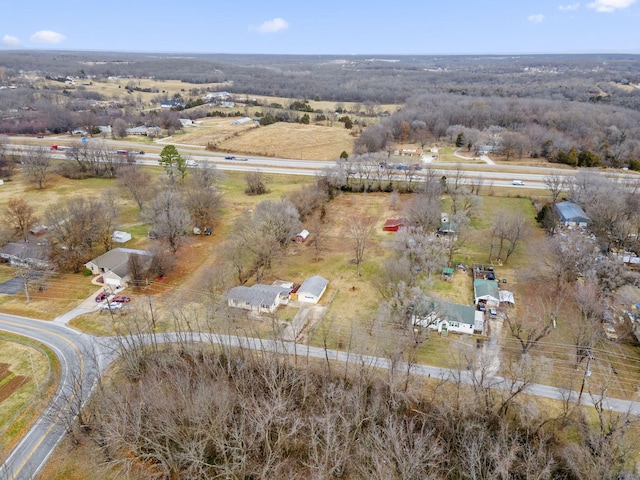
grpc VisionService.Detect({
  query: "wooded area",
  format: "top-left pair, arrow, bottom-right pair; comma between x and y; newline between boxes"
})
0,51 -> 639,167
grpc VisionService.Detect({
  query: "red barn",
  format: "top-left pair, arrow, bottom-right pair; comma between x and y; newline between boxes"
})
383,219 -> 405,232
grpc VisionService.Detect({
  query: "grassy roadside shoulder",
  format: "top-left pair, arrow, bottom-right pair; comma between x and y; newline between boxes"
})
0,332 -> 59,460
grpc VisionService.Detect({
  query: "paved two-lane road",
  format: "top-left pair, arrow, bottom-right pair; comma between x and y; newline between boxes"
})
1,315 -> 640,478
0,314 -> 117,480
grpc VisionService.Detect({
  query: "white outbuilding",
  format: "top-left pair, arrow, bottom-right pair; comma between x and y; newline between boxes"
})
295,275 -> 328,304
112,231 -> 132,243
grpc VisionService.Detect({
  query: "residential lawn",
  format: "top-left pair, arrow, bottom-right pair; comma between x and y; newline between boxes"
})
0,264 -> 14,283
0,273 -> 96,320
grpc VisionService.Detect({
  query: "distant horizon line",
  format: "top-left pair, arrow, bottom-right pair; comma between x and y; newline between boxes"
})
0,48 -> 638,58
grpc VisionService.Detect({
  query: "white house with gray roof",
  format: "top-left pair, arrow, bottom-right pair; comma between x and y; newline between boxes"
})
296,275 -> 328,304
227,284 -> 291,313
85,248 -> 154,286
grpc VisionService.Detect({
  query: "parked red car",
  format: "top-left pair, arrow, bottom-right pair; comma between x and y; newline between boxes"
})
95,292 -> 109,302
112,295 -> 130,303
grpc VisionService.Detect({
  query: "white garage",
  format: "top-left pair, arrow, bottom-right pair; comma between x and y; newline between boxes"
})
296,275 -> 328,304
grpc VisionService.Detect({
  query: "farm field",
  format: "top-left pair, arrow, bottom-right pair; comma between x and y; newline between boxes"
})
168,117 -> 355,161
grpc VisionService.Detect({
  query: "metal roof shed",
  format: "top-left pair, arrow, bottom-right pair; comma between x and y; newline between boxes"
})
555,201 -> 591,227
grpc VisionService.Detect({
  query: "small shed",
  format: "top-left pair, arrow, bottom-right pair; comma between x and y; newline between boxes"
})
295,229 -> 310,243
499,290 -> 515,306
442,267 -> 454,280
30,225 -> 49,237
112,231 -> 132,243
383,218 -> 405,232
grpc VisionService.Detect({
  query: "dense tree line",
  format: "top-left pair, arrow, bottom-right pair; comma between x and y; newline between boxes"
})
73,333 -> 638,479
1,51 -> 638,105
2,52 -> 639,158
356,93 -> 640,168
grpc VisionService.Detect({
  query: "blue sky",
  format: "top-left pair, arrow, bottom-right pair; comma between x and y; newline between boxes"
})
1,0 -> 638,55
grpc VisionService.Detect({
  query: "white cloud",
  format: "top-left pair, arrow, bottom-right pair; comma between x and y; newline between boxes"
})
251,18 -> 289,34
2,35 -> 21,47
528,14 -> 545,22
559,2 -> 581,11
30,30 -> 66,44
587,0 -> 636,12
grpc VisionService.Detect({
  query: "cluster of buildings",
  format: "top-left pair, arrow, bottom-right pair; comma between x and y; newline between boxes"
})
227,275 -> 329,314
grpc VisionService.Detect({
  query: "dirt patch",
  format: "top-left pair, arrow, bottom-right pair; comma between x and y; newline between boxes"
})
0,375 -> 30,403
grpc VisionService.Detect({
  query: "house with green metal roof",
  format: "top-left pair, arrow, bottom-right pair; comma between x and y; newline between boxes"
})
413,302 -> 484,335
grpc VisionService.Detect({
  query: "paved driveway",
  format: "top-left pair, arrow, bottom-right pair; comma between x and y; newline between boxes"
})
0,271 -> 46,295
0,276 -> 24,294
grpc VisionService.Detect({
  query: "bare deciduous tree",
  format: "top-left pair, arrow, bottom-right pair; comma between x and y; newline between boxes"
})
45,196 -> 115,272
23,145 -> 52,188
184,184 -> 223,233
4,197 -> 37,241
488,212 -> 528,264
150,189 -> 191,253
349,214 -> 375,277
544,173 -> 567,204
117,163 -> 154,211
245,170 -> 269,195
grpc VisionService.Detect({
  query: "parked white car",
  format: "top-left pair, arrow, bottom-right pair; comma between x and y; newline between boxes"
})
100,302 -> 123,311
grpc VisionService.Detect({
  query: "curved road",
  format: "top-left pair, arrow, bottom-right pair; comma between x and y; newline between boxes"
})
0,314 -> 117,480
1,314 -> 640,478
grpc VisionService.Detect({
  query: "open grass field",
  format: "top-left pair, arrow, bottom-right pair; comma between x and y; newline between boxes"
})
0,334 -> 57,459
214,122 -> 354,160
167,117 -> 355,161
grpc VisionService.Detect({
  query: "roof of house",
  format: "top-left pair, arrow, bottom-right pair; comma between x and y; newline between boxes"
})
227,284 -> 290,307
555,201 -> 591,224
0,242 -> 49,263
474,279 -> 500,300
298,275 -> 328,298
296,229 -> 310,239
126,125 -> 149,134
439,303 -> 476,326
87,248 -> 153,278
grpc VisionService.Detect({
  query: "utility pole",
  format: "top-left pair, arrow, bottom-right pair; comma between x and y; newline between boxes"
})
148,294 -> 156,330
577,354 -> 592,405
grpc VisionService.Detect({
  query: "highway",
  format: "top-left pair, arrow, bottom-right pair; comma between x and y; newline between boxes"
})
6,141 -> 639,190
1,313 -> 640,478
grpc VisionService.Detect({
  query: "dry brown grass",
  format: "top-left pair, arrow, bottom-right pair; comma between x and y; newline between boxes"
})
0,335 -> 54,458
218,122 -> 355,160
172,120 -> 355,161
